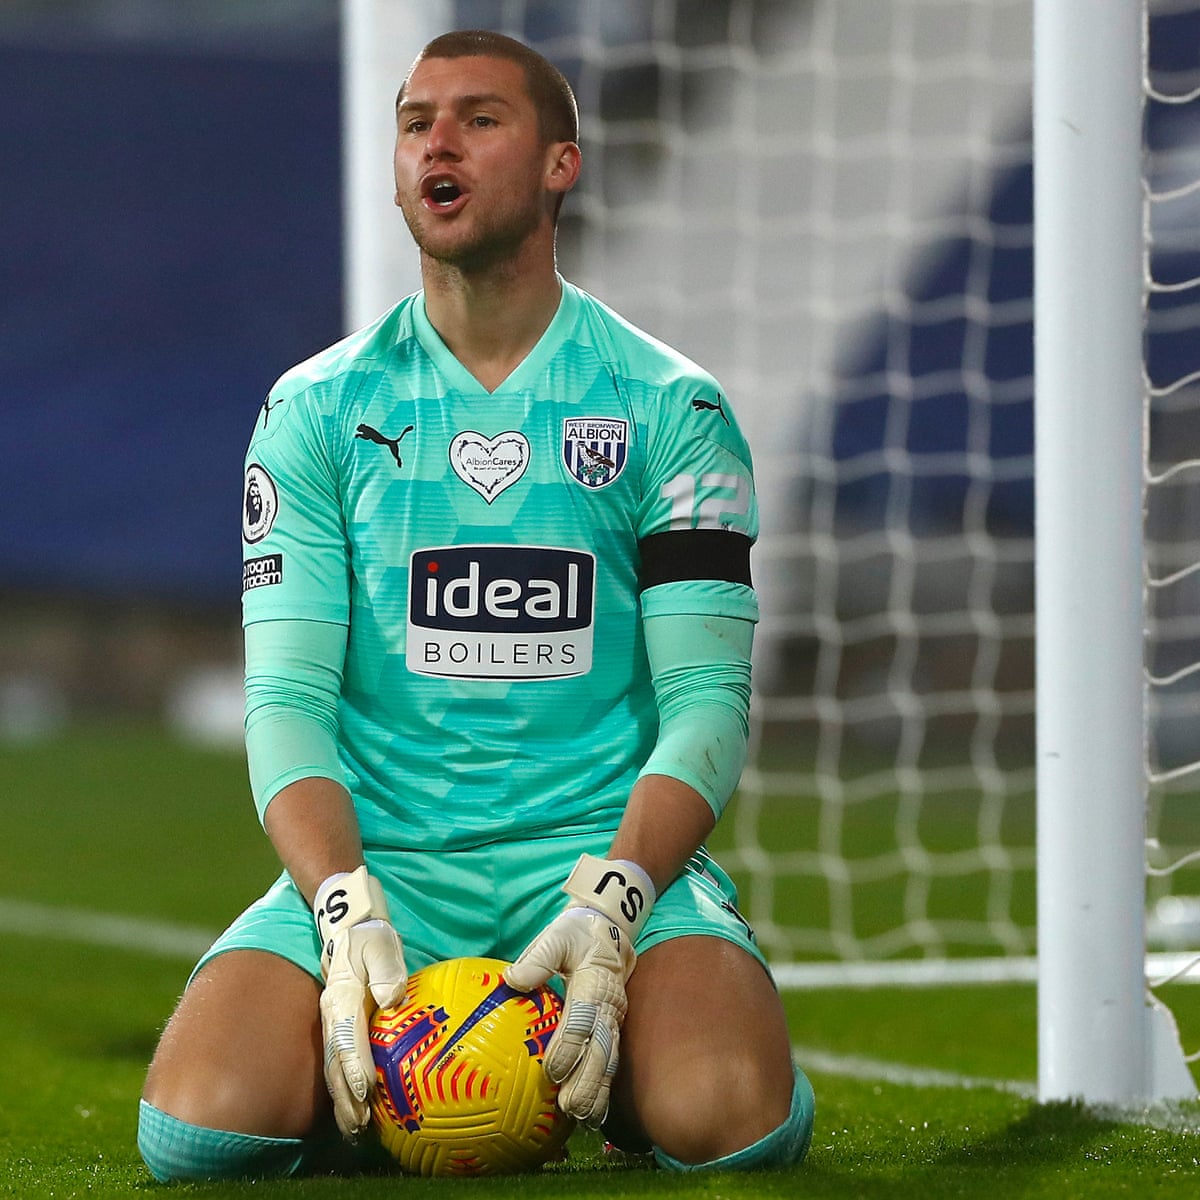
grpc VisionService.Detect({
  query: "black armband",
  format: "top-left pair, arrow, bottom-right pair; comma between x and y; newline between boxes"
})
637,529 -> 754,592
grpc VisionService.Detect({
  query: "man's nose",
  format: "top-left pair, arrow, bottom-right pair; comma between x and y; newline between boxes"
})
425,115 -> 462,160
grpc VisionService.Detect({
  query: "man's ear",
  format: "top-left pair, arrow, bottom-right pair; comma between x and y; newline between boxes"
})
545,141 -> 582,199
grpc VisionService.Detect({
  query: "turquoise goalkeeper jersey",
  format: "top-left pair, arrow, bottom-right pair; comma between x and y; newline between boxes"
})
240,279 -> 758,852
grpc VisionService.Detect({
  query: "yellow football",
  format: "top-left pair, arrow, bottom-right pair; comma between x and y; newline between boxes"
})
369,956 -> 575,1176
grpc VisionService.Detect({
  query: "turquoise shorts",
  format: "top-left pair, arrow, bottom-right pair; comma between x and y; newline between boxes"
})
193,831 -> 769,983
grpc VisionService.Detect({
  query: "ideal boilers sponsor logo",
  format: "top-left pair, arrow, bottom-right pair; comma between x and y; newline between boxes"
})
407,545 -> 595,680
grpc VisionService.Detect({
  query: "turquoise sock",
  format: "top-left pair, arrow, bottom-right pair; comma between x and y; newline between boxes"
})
653,1064 -> 815,1173
137,1099 -> 309,1182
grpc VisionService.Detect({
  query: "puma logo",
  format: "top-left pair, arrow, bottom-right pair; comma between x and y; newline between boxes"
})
356,422 -> 414,468
259,395 -> 286,427
692,395 -> 730,425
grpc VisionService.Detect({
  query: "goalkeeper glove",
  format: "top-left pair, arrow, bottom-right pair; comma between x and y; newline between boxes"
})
505,854 -> 655,1127
314,866 -> 407,1139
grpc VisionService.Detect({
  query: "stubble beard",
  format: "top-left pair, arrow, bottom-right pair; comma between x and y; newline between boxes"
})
399,191 -> 544,276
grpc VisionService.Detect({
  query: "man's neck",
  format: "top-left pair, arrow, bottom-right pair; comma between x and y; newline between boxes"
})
421,244 -> 562,393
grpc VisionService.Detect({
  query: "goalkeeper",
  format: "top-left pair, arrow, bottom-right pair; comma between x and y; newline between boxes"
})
138,28 -> 813,1181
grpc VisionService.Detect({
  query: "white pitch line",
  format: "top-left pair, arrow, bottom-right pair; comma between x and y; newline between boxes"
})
774,958 -> 1039,989
792,1051 -> 1200,1132
793,1043 -> 1036,1098
0,897 -> 216,960
793,1047 -> 1200,1133
774,954 -> 1200,989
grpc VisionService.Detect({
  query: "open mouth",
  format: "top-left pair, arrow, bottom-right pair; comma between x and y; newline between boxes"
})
427,180 -> 462,207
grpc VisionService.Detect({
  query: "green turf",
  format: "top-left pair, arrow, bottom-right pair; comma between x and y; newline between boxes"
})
4,725 -> 1200,1198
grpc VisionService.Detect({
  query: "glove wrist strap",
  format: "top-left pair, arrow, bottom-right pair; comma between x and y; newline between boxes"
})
313,865 -> 389,969
562,853 -> 655,941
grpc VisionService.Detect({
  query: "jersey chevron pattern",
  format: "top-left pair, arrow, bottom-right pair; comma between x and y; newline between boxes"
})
241,281 -> 759,851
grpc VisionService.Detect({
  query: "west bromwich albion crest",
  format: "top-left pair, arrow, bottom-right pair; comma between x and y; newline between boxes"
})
562,417 -> 628,490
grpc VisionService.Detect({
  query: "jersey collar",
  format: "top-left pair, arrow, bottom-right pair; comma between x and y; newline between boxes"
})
412,277 -> 579,396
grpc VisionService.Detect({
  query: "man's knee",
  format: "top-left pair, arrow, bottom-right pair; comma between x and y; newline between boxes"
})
619,934 -> 807,1169
653,1063 -> 815,1173
141,950 -> 325,1141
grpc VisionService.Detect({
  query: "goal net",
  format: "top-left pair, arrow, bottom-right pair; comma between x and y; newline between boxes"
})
1144,0 -> 1200,1032
547,0 -> 1039,967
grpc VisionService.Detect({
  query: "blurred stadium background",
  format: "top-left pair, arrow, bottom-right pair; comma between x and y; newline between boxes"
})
1,0 -> 342,740
4,0 -> 1200,1005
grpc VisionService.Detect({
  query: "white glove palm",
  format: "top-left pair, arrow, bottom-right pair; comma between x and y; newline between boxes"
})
314,867 -> 407,1139
507,906 -> 632,1124
506,855 -> 655,1127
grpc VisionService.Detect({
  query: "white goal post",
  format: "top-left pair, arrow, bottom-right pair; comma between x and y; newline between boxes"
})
341,0 -> 444,328
1034,0 -> 1193,1106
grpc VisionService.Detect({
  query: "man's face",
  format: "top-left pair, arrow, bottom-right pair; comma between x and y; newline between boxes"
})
393,55 -> 560,270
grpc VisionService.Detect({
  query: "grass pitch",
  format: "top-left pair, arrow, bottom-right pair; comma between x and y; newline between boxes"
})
3,724 -> 1200,1198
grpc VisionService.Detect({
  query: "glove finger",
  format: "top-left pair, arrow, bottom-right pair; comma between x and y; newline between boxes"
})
324,1031 -> 370,1138
319,982 -> 377,1141
358,931 -> 408,1008
543,996 -> 599,1082
351,1001 -> 376,1099
555,1022 -> 619,1127
504,932 -> 560,991
321,987 -> 373,1101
